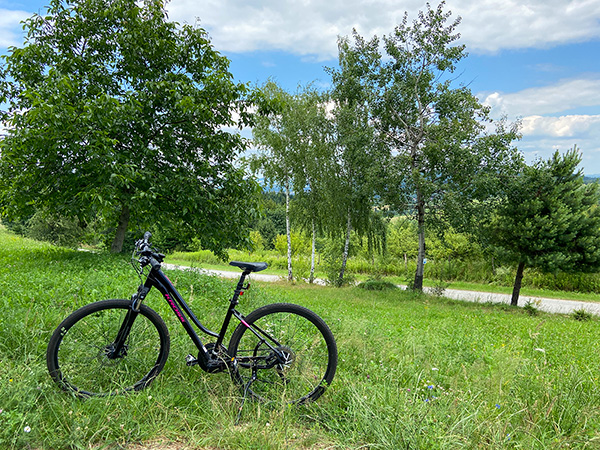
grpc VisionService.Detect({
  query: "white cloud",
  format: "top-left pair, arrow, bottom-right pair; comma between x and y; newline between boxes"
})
521,115 -> 600,137
481,78 -> 600,118
2,1 -> 599,59
165,0 -> 600,59
168,0 -> 417,60
0,9 -> 29,48
454,0 -> 600,54
478,78 -> 600,174
518,133 -> 600,175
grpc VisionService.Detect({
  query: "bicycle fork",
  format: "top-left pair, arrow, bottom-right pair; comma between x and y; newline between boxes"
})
106,307 -> 139,359
105,284 -> 150,359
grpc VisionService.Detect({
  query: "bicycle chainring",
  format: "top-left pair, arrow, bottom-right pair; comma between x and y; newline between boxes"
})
199,343 -> 230,374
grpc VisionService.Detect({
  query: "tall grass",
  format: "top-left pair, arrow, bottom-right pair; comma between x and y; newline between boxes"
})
2,227 -> 600,448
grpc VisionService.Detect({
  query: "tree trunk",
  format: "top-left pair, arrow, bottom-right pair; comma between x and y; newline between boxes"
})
310,218 -> 316,284
511,261 -> 526,306
413,188 -> 426,291
285,183 -> 293,282
339,208 -> 352,285
110,204 -> 130,253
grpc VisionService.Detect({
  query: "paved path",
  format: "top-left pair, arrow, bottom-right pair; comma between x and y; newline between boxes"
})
162,263 -> 600,316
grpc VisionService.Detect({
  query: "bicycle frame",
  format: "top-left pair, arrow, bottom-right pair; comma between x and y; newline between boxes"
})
120,264 -> 259,373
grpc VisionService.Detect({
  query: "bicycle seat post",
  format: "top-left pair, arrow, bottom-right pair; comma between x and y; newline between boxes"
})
231,270 -> 251,307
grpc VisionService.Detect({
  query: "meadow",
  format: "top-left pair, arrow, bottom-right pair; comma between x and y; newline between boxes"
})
2,227 -> 600,449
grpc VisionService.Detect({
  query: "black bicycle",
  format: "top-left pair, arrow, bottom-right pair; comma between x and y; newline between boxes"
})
46,232 -> 337,405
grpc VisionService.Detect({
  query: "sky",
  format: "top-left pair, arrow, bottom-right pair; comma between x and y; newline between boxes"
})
2,0 -> 600,175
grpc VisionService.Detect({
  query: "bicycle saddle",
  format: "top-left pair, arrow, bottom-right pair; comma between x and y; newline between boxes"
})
229,261 -> 269,273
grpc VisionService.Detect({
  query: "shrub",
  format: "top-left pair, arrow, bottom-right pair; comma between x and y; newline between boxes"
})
523,301 -> 539,316
26,211 -> 84,248
358,280 -> 399,291
572,309 -> 593,322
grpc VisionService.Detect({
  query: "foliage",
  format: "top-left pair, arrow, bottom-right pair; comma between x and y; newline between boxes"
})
26,210 -> 85,249
327,34 -> 387,285
490,148 -> 600,305
273,232 -> 311,256
0,0 -> 259,254
337,3 -> 522,291
572,308 -> 593,322
357,279 -> 399,291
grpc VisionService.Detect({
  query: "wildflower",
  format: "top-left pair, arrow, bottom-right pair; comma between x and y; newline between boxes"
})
431,367 -> 439,371
495,404 -> 501,409
24,426 -> 31,433
427,385 -> 434,389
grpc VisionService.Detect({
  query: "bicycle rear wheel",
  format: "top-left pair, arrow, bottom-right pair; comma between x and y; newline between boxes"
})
47,299 -> 170,398
228,303 -> 337,405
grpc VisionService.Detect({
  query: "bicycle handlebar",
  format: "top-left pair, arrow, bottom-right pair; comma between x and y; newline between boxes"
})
135,232 -> 165,270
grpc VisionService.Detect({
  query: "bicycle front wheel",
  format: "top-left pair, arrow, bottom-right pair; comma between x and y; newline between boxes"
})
228,303 -> 337,405
47,299 -> 170,398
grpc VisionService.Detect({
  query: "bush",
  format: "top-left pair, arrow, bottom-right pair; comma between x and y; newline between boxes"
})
572,309 -> 593,322
358,280 -> 399,291
26,211 -> 84,248
523,301 -> 539,316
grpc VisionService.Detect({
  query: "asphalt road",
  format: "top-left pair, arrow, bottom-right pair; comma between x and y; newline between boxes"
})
162,263 -> 600,316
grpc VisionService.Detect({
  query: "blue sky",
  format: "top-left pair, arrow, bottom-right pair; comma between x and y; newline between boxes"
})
2,0 -> 600,175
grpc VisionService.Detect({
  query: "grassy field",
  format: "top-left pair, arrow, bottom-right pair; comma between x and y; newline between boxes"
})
2,228 -> 600,449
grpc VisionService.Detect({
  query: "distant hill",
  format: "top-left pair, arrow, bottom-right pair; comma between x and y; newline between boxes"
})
584,175 -> 600,183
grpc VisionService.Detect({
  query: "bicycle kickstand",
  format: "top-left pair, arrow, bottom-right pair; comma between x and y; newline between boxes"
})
235,367 -> 258,425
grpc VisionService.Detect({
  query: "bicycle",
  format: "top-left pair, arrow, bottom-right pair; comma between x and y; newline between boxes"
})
46,232 -> 337,405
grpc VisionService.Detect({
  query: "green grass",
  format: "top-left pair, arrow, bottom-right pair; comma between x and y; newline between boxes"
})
3,228 -> 600,449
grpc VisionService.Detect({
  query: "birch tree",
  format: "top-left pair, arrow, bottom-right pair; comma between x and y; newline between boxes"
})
327,34 -> 387,285
341,3 -> 521,290
251,82 -> 297,281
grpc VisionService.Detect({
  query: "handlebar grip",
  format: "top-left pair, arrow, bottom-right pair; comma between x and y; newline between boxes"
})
149,256 -> 161,270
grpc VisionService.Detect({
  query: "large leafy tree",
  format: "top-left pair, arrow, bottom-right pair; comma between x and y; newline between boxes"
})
341,3 -> 521,290
0,0 -> 259,253
490,148 -> 600,306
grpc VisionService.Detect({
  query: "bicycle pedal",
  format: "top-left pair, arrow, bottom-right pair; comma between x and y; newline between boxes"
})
185,354 -> 198,366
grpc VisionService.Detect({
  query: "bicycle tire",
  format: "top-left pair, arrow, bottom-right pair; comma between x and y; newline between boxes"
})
47,299 -> 170,398
228,303 -> 337,405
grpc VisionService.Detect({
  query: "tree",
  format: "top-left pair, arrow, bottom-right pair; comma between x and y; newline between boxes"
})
286,87 -> 332,283
340,3 -> 521,290
251,82 -> 296,281
326,34 -> 387,285
490,148 -> 600,306
252,83 -> 335,283
0,0 -> 259,253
